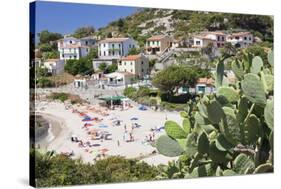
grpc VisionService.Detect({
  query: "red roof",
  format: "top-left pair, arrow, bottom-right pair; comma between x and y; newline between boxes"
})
121,55 -> 141,61
147,35 -> 167,41
197,78 -> 214,85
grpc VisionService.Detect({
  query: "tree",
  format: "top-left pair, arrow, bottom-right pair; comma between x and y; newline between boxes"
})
117,18 -> 125,32
38,30 -> 62,45
72,26 -> 95,38
98,63 -> 107,71
33,150 -> 159,187
64,57 -> 93,76
201,42 -> 215,61
152,65 -> 210,98
221,42 -> 237,59
105,64 -> 118,73
128,47 -> 140,55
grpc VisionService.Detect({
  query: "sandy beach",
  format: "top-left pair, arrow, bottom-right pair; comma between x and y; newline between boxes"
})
35,100 -> 181,165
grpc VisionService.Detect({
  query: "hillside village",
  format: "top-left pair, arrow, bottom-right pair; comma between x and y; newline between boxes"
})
32,8 -> 273,110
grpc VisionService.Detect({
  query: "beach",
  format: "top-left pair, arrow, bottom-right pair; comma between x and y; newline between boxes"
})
35,100 -> 181,165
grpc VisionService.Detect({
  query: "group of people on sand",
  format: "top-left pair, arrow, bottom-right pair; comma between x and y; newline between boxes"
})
120,123 -> 136,144
145,131 -> 156,142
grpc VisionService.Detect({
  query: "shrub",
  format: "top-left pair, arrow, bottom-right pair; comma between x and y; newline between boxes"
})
49,92 -> 68,102
37,77 -> 55,88
123,87 -> 137,99
33,150 -> 160,187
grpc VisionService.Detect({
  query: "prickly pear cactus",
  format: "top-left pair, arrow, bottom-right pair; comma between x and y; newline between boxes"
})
241,73 -> 266,105
155,51 -> 274,179
164,121 -> 187,139
156,135 -> 184,157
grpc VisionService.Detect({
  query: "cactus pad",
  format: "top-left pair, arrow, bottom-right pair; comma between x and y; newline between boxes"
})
217,87 -> 240,103
156,135 -> 184,157
165,120 -> 187,139
241,73 -> 267,105
264,99 -> 274,131
233,154 -> 255,174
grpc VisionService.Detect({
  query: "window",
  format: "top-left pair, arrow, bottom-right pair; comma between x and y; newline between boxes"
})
74,55 -> 77,59
222,36 -> 225,41
112,44 -> 115,48
125,69 -> 127,72
85,41 -> 88,45
113,51 -> 115,56
235,37 -> 239,40
124,62 -> 126,66
130,62 -> 133,65
99,52 -> 101,56
70,56 -> 72,59
142,68 -> 144,72
62,54 -> 64,58
86,49 -> 89,52
196,41 -> 201,45
249,37 -> 252,41
244,37 -> 247,40
119,44 -> 121,48
70,40 -> 72,44
119,62 -> 122,66
129,44 -> 131,48
141,61 -> 144,65
103,43 -> 105,47
103,51 -> 106,56
131,69 -> 133,72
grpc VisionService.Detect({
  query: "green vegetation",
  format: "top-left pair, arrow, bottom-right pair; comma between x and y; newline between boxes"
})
152,65 -> 210,97
49,92 -> 85,104
72,26 -> 95,38
98,63 -> 118,74
128,47 -> 141,55
64,56 -> 93,76
37,30 -> 62,60
155,50 -> 274,178
36,77 -> 55,88
33,150 -> 160,187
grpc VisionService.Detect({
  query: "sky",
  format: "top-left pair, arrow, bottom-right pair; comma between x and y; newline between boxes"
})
32,1 -> 138,35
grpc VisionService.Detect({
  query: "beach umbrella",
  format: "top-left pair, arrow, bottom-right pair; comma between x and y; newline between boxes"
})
130,117 -> 138,120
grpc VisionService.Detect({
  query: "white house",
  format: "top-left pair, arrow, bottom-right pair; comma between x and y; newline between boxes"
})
42,59 -> 65,75
118,54 -> 149,78
105,72 -> 135,86
195,78 -> 215,94
226,32 -> 254,48
193,31 -> 226,48
98,38 -> 137,59
93,37 -> 137,71
57,36 -> 96,60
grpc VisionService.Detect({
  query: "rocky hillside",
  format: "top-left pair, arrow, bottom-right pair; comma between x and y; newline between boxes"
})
96,8 -> 273,47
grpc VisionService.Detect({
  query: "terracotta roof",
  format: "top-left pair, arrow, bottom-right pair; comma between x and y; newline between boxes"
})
99,38 -> 129,43
197,78 -> 214,85
121,55 -> 141,61
204,31 -> 226,36
45,59 -> 60,62
147,35 -> 167,41
194,35 -> 216,41
228,32 -> 252,37
117,71 -> 136,76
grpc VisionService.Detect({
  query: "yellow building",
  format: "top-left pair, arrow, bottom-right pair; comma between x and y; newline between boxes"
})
118,54 -> 149,78
145,35 -> 172,55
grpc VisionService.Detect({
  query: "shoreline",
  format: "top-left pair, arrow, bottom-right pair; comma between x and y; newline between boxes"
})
35,113 -> 69,151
